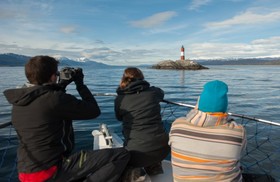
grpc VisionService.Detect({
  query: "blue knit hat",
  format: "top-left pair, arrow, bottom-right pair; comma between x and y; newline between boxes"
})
198,80 -> 228,112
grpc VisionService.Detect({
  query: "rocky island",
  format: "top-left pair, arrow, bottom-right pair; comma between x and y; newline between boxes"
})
151,59 -> 208,70
151,46 -> 208,70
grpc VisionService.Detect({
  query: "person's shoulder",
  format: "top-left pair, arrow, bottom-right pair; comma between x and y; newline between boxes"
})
149,86 -> 164,94
43,85 -> 74,100
150,85 -> 162,90
225,118 -> 245,131
171,117 -> 188,127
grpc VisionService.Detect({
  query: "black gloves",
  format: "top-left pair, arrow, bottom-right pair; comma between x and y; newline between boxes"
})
57,67 -> 84,89
58,67 -> 74,89
58,79 -> 73,89
73,68 -> 84,86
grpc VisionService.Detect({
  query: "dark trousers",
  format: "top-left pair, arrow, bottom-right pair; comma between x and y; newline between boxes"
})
52,148 -> 130,182
128,146 -> 170,168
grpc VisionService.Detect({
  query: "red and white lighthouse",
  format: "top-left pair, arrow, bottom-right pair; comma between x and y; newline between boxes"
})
180,45 -> 185,60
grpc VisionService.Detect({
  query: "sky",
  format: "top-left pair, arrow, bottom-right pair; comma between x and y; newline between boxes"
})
1,0 -> 280,66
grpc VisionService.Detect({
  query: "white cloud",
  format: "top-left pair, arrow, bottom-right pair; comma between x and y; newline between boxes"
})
0,0 -> 52,20
60,26 -> 77,33
205,9 -> 280,29
144,24 -> 188,35
1,36 -> 280,65
189,0 -> 211,10
1,1 -> 280,65
130,11 -> 177,28
0,9 -> 20,19
188,36 -> 280,59
252,36 -> 280,45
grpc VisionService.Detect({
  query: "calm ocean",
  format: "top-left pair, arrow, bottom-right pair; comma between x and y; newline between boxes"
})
1,65 -> 279,124
0,65 -> 279,181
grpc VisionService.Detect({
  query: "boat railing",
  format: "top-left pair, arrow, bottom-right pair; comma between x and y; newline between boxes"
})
1,94 -> 280,181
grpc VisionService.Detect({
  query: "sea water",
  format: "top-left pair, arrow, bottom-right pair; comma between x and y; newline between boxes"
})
1,65 -> 280,144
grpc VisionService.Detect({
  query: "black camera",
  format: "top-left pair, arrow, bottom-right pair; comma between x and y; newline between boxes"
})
59,67 -> 78,81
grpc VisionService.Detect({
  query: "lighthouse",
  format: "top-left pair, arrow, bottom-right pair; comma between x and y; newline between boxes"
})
180,45 -> 185,60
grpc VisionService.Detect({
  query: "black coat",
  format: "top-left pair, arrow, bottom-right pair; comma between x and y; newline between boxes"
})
4,84 -> 100,173
114,80 -> 169,153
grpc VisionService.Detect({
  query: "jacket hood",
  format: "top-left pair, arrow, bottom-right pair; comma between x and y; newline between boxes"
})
186,109 -> 229,127
4,83 -> 62,106
116,80 -> 150,95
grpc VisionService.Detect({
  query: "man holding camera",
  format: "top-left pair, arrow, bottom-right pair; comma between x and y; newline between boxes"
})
4,55 -> 130,182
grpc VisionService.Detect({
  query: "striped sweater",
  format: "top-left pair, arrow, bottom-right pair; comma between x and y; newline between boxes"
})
169,109 -> 246,182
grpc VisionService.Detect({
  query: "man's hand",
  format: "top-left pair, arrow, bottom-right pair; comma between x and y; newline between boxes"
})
73,68 -> 84,86
58,79 -> 73,90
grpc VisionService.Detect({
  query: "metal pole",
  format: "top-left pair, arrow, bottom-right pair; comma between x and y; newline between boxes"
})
162,99 -> 280,127
0,121 -> 12,129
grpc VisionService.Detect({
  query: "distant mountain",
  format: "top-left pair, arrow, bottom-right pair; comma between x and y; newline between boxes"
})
196,57 -> 280,65
0,53 -> 30,66
1,53 -> 280,67
54,56 -> 110,68
0,53 -> 111,68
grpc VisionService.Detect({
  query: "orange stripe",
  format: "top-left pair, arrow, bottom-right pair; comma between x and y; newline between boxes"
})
172,150 -> 232,164
208,112 -> 228,117
174,174 -> 209,179
172,150 -> 213,163
216,117 -> 221,126
172,160 -> 233,171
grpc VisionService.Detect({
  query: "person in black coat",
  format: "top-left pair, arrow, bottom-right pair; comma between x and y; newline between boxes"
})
4,55 -> 130,182
114,67 -> 170,177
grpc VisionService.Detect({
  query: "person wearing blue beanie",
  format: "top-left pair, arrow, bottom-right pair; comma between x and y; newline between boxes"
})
169,80 -> 247,182
199,80 -> 228,113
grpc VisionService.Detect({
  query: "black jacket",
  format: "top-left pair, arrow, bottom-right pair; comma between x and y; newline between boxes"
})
114,80 -> 169,152
4,83 -> 100,173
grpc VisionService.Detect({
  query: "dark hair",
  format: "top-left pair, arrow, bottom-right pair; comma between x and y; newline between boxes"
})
25,56 -> 59,85
120,67 -> 144,89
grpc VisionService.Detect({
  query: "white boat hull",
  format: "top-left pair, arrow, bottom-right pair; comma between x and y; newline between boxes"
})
92,124 -> 173,182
